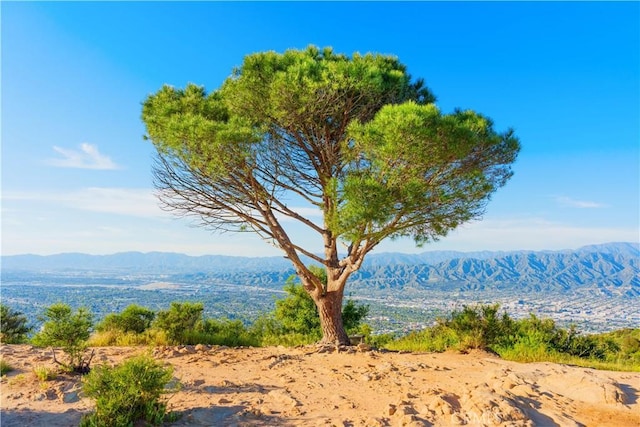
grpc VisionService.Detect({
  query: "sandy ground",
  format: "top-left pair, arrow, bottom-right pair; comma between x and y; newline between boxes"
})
1,344 -> 638,426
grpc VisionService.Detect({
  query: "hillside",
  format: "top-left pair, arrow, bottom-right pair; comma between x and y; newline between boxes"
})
1,344 -> 639,427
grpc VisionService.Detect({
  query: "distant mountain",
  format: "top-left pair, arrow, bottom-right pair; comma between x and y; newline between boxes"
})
2,242 -> 638,297
349,243 -> 640,297
0,251 -> 291,273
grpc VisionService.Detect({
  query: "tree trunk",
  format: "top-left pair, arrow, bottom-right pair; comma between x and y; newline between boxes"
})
315,290 -> 350,345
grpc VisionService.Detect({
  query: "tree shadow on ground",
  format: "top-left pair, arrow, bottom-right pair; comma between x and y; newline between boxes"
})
619,382 -> 639,405
167,405 -> 296,426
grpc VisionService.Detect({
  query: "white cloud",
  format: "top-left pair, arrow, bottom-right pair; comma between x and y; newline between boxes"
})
2,188 -> 166,218
47,143 -> 119,170
554,196 -> 608,209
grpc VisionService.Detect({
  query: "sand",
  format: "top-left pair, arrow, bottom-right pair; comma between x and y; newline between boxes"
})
1,344 -> 638,426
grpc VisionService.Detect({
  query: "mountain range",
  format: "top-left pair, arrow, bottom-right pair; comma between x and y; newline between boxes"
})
2,242 -> 638,297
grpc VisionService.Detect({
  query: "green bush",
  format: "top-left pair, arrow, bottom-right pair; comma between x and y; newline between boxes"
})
153,302 -> 203,344
31,303 -> 93,373
96,304 -> 155,334
80,354 -> 177,427
586,328 -> 639,367
0,304 -> 32,344
0,359 -> 14,376
272,281 -> 323,342
365,332 -> 395,349
383,304 -> 638,371
386,324 -> 459,352
446,304 -> 515,351
183,318 -> 259,347
33,365 -> 58,382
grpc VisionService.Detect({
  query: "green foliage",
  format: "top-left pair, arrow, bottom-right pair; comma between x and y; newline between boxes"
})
365,332 -> 395,349
586,328 -> 640,368
273,281 -> 322,341
388,304 -> 513,352
89,302 -> 258,347
342,299 -> 371,335
386,323 -> 459,353
0,304 -> 32,344
96,304 -> 155,334
31,303 -> 93,372
0,359 -> 14,376
153,302 -> 203,344
33,365 -> 57,382
343,103 -> 519,243
385,304 -> 638,371
80,355 -> 177,427
182,318 -> 259,347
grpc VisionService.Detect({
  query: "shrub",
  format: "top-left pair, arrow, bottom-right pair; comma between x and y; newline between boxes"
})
384,304 -> 637,370
80,354 -> 177,427
0,359 -> 14,376
31,303 -> 93,373
365,332 -> 395,349
33,365 -> 57,382
446,304 -> 514,351
96,304 -> 155,334
153,302 -> 203,344
184,318 -> 259,347
0,304 -> 32,344
386,324 -> 459,352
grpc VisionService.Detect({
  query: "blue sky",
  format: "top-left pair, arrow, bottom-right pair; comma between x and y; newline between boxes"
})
2,1 -> 638,256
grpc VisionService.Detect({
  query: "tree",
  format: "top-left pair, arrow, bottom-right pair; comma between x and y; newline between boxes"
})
32,303 -> 93,372
142,46 -> 520,344
153,302 -> 203,344
0,304 -> 32,344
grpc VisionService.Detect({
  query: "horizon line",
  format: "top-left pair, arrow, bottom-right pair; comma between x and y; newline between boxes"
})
2,241 -> 637,259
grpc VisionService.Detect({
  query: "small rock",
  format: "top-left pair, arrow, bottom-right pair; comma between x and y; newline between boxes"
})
357,343 -> 372,352
179,345 -> 196,354
194,344 -> 209,352
63,390 -> 80,403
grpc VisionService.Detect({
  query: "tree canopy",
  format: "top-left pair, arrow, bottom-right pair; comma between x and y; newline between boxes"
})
142,46 -> 520,344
